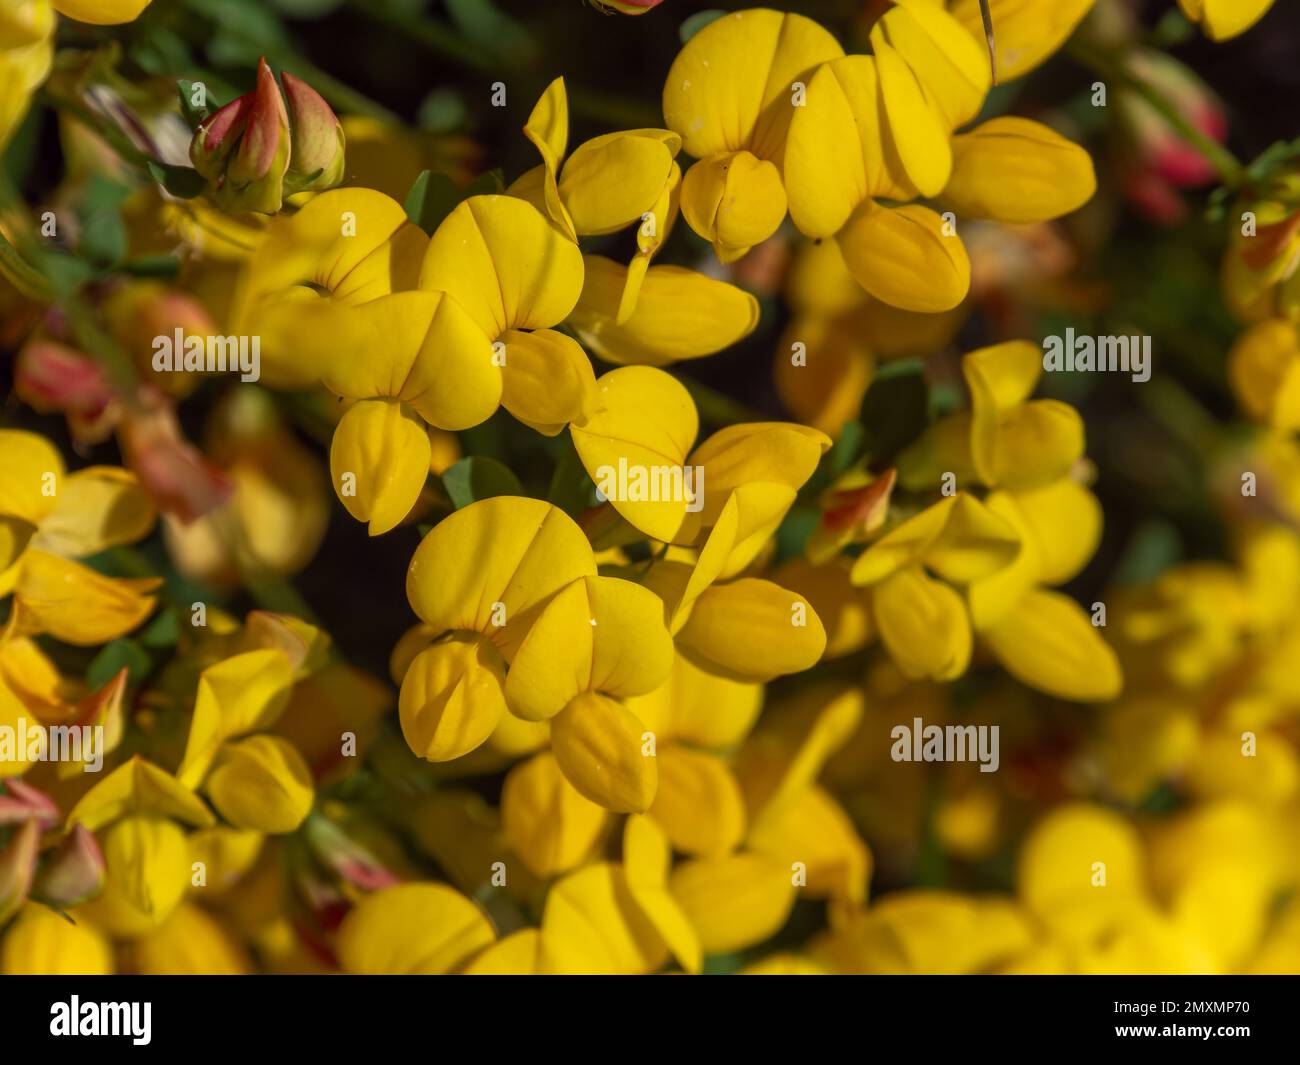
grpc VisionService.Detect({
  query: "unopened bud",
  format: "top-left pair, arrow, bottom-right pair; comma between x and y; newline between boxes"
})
33,824 -> 107,908
282,71 -> 346,193
0,820 -> 40,925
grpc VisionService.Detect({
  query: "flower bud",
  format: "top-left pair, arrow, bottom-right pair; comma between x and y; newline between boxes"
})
281,71 -> 346,192
33,824 -> 106,908
0,819 -> 40,926
594,0 -> 666,13
189,59 -> 346,212
0,780 -> 60,830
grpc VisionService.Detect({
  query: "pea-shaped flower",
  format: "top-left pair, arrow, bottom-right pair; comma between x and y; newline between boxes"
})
663,9 -> 844,263
399,497 -> 597,763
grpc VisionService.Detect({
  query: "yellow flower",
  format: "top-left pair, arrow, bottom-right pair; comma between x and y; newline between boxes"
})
948,0 -> 1098,82
663,9 -> 844,262
336,882 -> 495,974
1228,319 -> 1300,430
0,430 -> 159,645
505,574 -> 673,812
784,5 -> 1094,312
1177,0 -> 1276,41
399,496 -> 596,763
851,492 -> 1019,681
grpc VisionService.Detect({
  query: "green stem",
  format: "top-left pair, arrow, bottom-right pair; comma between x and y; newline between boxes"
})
1069,41 -> 1246,190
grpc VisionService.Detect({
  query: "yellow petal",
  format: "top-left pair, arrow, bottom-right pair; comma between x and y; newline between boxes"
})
662,9 -> 843,164
950,0 -> 1098,81
464,929 -> 547,975
128,903 -> 251,974
873,0 -> 990,129
498,327 -> 597,435
336,882 -> 495,974
522,76 -> 575,240
505,575 -> 674,721
850,493 -> 1019,585
1018,803 -> 1145,919
623,651 -> 763,750
676,577 -> 827,681
984,588 -> 1122,701
785,55 -> 913,236
1177,0 -> 1274,41
560,130 -> 678,236
329,398 -> 431,536
1228,319 -> 1300,431
1,903 -> 114,975
502,750 -> 607,879
83,815 -> 189,936
539,863 -> 667,974
943,117 -> 1096,223
177,649 -> 296,789
622,814 -> 703,974
31,466 -> 155,558
872,564 -> 972,681
688,421 -> 831,525
836,201 -> 970,312
570,365 -> 699,541
569,255 -> 760,367
51,0 -> 151,24
1010,477 -> 1102,585
205,735 -> 314,834
0,430 -> 62,531
551,691 -> 657,813
398,635 -> 507,762
773,557 -> 874,659
405,495 -> 596,651
314,291 -> 501,430
679,151 -> 786,261
669,851 -> 797,954
967,345 -> 1086,486
871,37 -> 952,197
419,195 -> 584,337
11,550 -> 158,646
68,756 -> 214,832
748,784 -> 871,905
650,745 -> 746,856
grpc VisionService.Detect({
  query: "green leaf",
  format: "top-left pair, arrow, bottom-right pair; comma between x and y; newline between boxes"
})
860,360 -> 929,462
140,608 -> 180,649
546,438 -> 597,519
38,251 -> 94,300
403,168 -> 504,234
403,170 -> 459,233
147,160 -> 208,200
87,639 -> 151,690
78,176 -> 131,266
177,79 -> 210,130
442,456 -> 523,509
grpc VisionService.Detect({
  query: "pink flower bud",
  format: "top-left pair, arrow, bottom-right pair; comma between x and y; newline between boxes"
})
594,0 -> 666,13
33,824 -> 106,908
0,819 -> 40,925
282,70 -> 346,191
0,780 -> 61,830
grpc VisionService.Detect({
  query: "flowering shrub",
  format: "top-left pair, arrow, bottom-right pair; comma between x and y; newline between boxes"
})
0,0 -> 1298,977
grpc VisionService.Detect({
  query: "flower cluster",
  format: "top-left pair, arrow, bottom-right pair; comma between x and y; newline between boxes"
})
1,0 -> 1297,978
